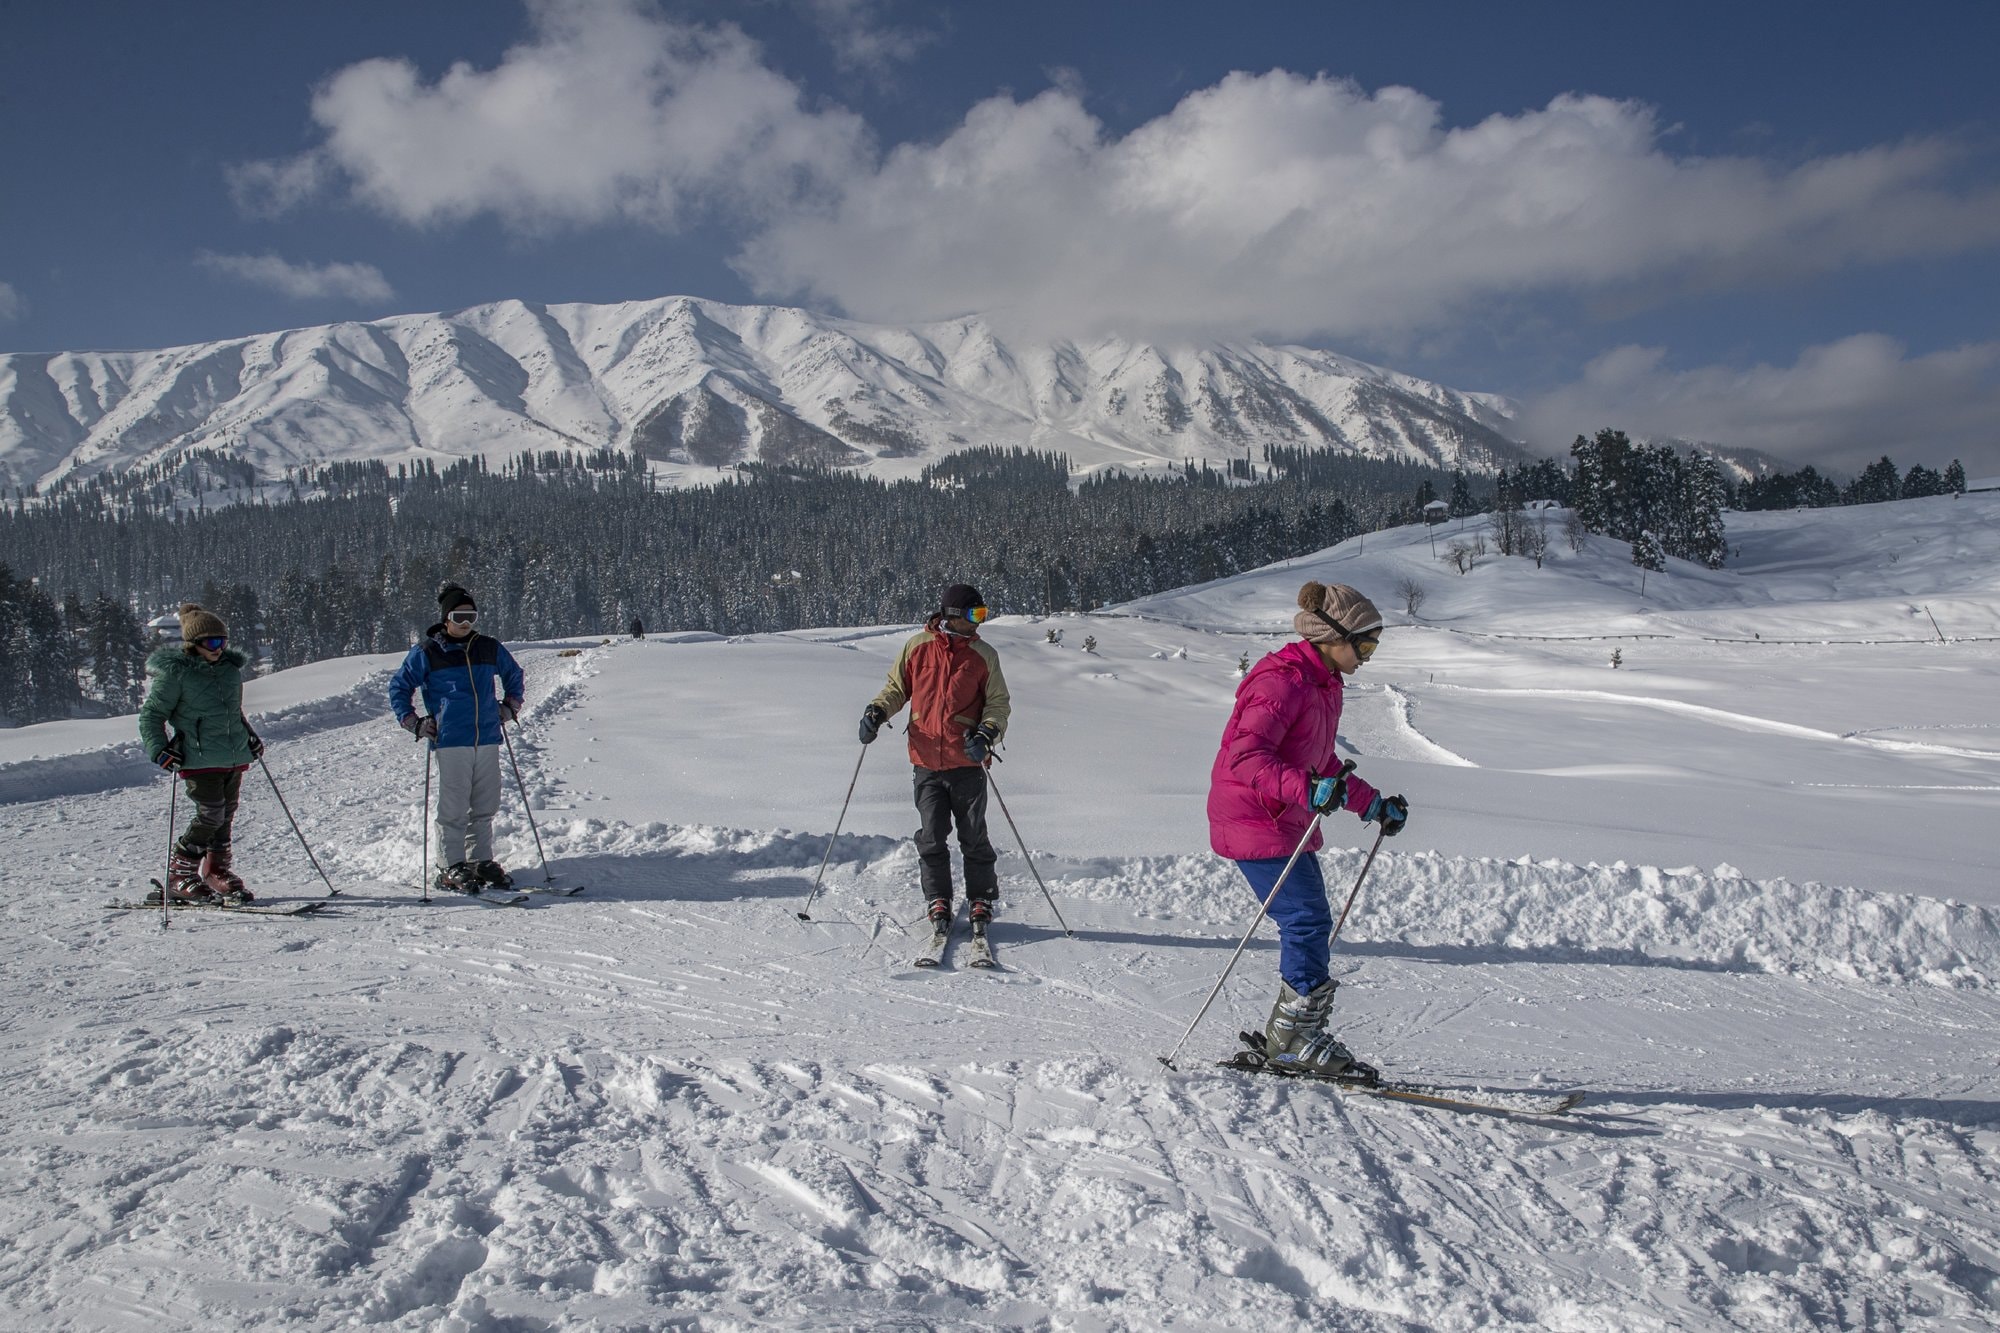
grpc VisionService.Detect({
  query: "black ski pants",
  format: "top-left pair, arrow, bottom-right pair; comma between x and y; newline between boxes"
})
177,768 -> 243,856
912,764 -> 998,906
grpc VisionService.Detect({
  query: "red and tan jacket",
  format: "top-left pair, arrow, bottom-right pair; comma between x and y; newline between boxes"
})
871,620 -> 1011,771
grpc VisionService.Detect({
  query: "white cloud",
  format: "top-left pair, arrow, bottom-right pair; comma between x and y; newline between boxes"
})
227,153 -> 334,220
0,282 -> 23,323
196,252 -> 394,302
234,0 -> 869,230
1519,335 -> 2000,474
738,72 -> 2000,341
801,0 -> 936,76
232,6 -> 2000,346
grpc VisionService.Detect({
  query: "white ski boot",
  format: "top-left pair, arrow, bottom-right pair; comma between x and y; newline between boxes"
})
1265,979 -> 1365,1078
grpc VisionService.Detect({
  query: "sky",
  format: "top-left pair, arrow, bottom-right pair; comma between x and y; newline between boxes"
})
3,0 -> 1999,472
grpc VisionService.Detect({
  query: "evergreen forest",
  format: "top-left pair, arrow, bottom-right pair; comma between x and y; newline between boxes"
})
0,435 -> 1971,725
0,447 -> 1442,723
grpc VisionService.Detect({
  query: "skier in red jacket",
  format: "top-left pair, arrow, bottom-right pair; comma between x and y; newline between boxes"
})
859,583 -> 1012,928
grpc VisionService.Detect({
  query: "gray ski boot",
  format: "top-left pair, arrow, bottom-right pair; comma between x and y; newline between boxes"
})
1265,979 -> 1371,1080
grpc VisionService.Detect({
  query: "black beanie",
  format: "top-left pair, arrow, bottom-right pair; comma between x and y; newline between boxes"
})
437,581 -> 476,616
939,583 -> 984,616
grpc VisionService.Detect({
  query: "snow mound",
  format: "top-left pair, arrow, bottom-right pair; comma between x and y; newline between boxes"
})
1055,847 -> 2000,990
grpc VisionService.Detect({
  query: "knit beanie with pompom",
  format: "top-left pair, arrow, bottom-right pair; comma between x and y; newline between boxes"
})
178,602 -> 229,643
1292,581 -> 1382,644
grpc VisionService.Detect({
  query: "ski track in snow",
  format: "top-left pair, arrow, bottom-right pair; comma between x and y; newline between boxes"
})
2,637 -> 1998,1331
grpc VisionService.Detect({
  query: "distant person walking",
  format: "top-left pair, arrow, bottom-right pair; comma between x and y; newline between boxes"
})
138,603 -> 264,903
389,582 -> 526,893
858,583 -> 1011,928
1207,581 -> 1408,1076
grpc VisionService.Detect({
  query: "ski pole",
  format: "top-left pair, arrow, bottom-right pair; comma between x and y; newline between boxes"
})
985,768 -> 1072,936
797,743 -> 870,922
258,755 -> 340,897
162,775 -> 177,930
500,723 -> 556,887
1329,826 -> 1389,950
1156,813 -> 1323,1072
421,744 -> 433,904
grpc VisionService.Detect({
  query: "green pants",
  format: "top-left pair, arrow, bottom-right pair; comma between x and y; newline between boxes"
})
177,768 -> 244,856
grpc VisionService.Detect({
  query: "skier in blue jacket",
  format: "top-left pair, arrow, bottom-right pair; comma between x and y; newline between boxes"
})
388,581 -> 526,892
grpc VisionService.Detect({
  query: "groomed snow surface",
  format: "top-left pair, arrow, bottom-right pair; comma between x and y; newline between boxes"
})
4,495 -> 1999,1331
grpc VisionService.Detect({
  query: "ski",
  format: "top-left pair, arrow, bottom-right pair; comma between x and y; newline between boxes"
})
913,908 -> 956,967
433,890 -> 533,907
114,894 -> 326,918
1222,1032 -> 1583,1117
966,920 -> 996,969
515,883 -> 586,897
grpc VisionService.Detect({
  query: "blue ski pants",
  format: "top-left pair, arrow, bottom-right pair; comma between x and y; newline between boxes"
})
1236,852 -> 1332,996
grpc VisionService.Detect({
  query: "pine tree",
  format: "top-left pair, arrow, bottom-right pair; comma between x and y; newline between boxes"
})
1684,454 -> 1730,569
1845,457 -> 1901,505
86,594 -> 146,712
1447,470 -> 1476,518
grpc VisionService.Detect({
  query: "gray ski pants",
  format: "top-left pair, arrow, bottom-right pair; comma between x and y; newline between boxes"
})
433,743 -> 502,866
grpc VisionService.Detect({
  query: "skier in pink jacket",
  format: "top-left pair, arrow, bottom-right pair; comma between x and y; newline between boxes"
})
1207,580 -> 1409,1076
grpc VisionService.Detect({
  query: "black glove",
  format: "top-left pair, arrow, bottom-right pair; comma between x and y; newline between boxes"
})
964,723 -> 999,765
1307,770 -> 1347,814
155,742 -> 183,773
1364,793 -> 1409,836
500,698 -> 522,724
246,729 -> 265,760
401,713 -> 439,741
859,704 -> 887,744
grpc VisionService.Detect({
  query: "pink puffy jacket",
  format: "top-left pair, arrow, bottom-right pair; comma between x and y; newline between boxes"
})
1207,640 -> 1379,861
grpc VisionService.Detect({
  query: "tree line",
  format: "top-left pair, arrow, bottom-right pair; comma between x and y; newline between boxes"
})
0,446 -> 1465,723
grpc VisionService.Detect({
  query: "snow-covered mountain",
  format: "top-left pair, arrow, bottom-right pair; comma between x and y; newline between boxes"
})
0,296 -> 1527,492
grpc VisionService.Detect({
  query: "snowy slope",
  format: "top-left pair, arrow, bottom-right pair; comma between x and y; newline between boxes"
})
0,297 -> 1525,493
1,499 -> 1997,1329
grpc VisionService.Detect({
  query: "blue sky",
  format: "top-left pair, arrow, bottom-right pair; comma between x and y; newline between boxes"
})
4,0 -> 1999,468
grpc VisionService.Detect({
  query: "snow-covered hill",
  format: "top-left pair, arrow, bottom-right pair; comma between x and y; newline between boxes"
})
0,296 -> 1525,492
2,496 -> 1997,1329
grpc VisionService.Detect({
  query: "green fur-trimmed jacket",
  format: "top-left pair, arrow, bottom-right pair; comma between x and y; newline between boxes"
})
138,645 -> 256,772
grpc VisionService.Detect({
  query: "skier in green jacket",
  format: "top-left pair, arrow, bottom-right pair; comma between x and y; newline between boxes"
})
137,603 -> 264,903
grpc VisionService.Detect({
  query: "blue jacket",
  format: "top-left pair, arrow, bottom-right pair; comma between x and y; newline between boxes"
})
388,625 -> 526,749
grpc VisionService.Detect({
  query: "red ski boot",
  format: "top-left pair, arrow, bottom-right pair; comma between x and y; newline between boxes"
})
147,847 -> 216,904
201,845 -> 254,904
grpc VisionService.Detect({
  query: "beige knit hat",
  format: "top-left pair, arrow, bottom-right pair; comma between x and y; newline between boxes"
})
1292,581 -> 1382,644
178,602 -> 228,643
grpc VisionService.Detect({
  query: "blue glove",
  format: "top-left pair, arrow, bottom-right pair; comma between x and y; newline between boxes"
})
859,705 -> 887,745
155,742 -> 183,773
1307,771 -> 1346,814
965,723 -> 999,764
1364,793 -> 1409,836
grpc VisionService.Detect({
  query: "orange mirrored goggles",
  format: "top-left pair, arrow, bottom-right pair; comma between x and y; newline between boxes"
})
964,605 -> 993,624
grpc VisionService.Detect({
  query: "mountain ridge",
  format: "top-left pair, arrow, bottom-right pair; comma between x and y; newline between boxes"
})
0,295 -> 1531,492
